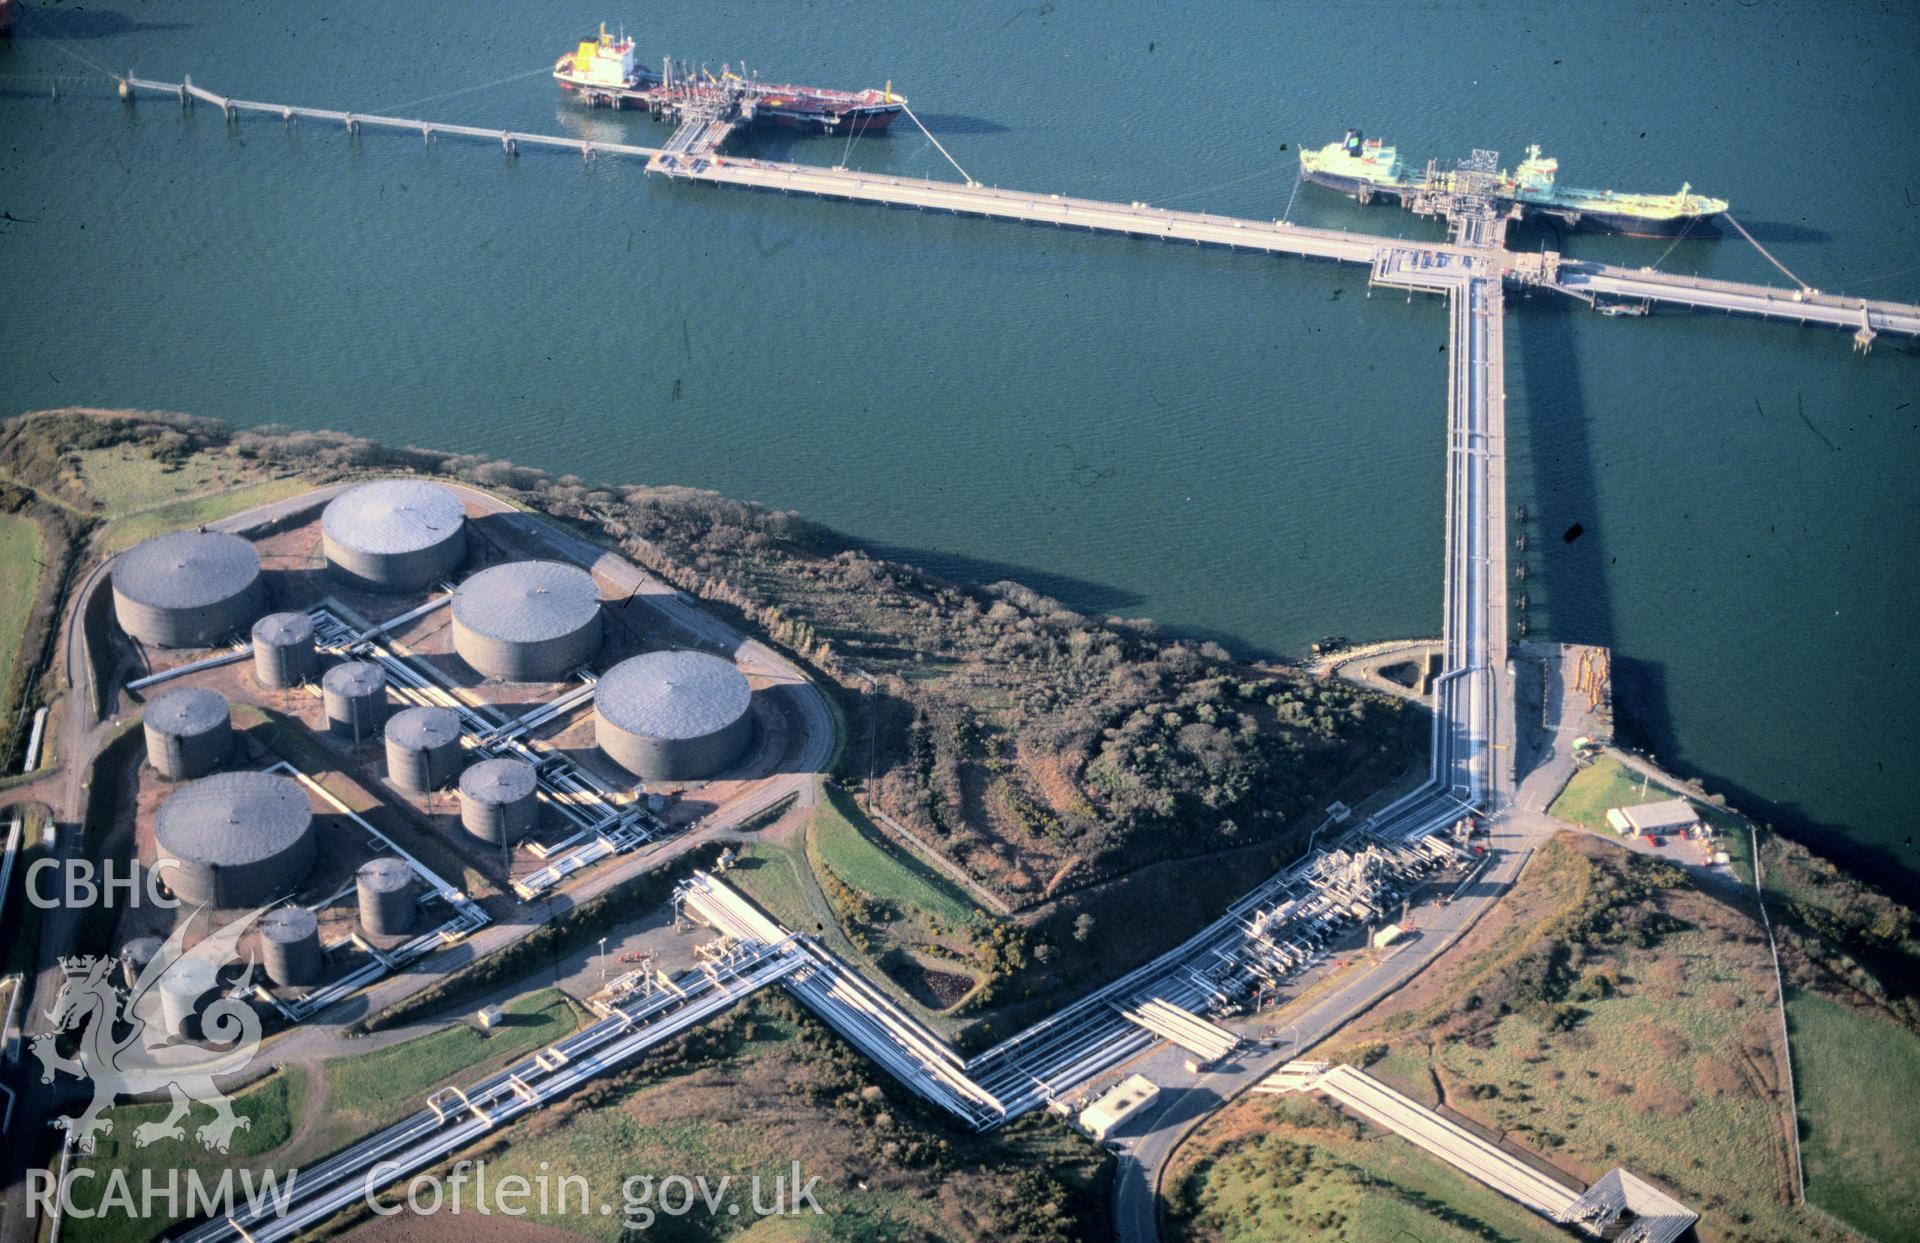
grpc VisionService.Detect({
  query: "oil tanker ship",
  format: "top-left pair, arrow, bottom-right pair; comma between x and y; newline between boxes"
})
556,26 -> 904,134
1299,130 -> 1727,237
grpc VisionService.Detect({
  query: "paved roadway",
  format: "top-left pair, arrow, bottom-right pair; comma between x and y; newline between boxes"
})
1109,634 -> 1584,1243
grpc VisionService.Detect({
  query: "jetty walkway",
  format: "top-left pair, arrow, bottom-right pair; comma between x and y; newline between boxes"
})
121,74 -> 1920,346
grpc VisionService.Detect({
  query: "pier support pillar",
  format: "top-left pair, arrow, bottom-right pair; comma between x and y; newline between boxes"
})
345,115 -> 359,136
118,78 -> 131,101
502,134 -> 517,156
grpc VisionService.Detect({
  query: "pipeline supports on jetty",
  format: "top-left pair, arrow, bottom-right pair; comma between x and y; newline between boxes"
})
112,74 -> 1920,343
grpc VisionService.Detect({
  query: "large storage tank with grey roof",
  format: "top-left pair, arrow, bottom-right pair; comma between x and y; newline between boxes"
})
322,660 -> 388,741
594,650 -> 754,781
356,857 -> 415,938
451,561 -> 602,681
143,686 -> 231,780
252,611 -> 317,690
384,706 -> 462,793
154,771 -> 317,908
111,529 -> 266,648
158,956 -> 221,1040
457,757 -> 539,845
260,905 -> 322,986
321,479 -> 468,593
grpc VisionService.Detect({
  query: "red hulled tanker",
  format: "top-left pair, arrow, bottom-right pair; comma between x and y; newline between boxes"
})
555,26 -> 903,134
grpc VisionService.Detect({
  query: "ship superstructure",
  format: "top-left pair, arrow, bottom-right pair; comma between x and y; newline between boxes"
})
555,25 -> 904,135
1300,130 -> 1728,237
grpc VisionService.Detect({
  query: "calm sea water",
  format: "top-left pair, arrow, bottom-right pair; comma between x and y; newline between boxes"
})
3,1 -> 1917,883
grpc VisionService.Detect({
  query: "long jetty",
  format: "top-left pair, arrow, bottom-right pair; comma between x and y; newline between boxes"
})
122,74 -> 1920,346
107,72 -> 1917,1240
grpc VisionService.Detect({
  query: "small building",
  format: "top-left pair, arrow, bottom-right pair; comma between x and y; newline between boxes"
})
1079,1074 -> 1159,1142
476,1004 -> 505,1031
1605,797 -> 1700,838
1372,923 -> 1406,949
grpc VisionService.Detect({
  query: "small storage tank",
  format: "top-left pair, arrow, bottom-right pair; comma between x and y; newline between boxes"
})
259,905 -> 322,986
322,660 -> 388,741
594,650 -> 754,781
154,771 -> 317,908
451,561 -> 602,681
321,479 -> 468,593
384,706 -> 462,794
251,611 -> 317,690
143,686 -> 231,780
356,857 -> 416,938
158,955 -> 221,1041
111,528 -> 267,648
119,935 -> 163,991
457,757 -> 539,846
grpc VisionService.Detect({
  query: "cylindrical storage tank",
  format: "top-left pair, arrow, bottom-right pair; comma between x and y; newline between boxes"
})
457,757 -> 539,846
450,561 -> 602,681
356,857 -> 415,938
251,611 -> 317,690
321,479 -> 468,593
143,687 -> 231,780
594,651 -> 754,781
158,955 -> 220,1041
120,935 -> 163,991
111,528 -> 266,648
322,661 -> 388,741
384,706 -> 462,794
153,771 -> 317,908
259,906 -> 322,986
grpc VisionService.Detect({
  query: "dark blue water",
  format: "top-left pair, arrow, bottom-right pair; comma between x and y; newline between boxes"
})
3,1 -> 1917,881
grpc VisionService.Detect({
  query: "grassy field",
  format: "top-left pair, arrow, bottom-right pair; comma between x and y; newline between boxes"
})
356,994 -> 1107,1242
1787,988 -> 1920,1241
0,513 -> 45,709
1168,1093 -> 1559,1242
1300,833 -> 1848,1243
1548,754 -> 1685,831
96,478 -> 309,552
810,786 -> 980,931
66,1068 -> 307,1243
316,988 -> 581,1148
727,838 -> 817,933
73,445 -> 236,517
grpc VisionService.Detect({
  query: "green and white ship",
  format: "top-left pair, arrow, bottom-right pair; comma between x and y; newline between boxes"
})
1300,130 -> 1728,238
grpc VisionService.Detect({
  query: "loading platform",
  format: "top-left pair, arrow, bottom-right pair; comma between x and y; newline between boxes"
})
97,75 -> 1918,1234
118,74 -> 1920,344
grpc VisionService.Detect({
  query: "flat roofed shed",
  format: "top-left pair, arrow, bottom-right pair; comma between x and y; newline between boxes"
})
1612,798 -> 1700,834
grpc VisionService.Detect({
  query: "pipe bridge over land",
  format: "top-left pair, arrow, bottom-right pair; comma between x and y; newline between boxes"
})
104,73 -> 1918,1238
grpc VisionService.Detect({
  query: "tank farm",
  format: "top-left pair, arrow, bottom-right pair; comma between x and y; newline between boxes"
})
51,34 -> 1920,1243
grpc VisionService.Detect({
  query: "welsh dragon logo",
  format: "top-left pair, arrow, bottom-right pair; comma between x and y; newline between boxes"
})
32,907 -> 266,1153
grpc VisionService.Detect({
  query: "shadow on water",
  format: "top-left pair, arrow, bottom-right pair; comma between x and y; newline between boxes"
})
17,6 -> 190,40
1512,289 -> 1617,647
1719,217 -> 1832,245
1515,291 -> 1920,901
907,113 -> 1014,136
1613,654 -> 1920,904
861,539 -> 1288,661
862,540 -> 1147,616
